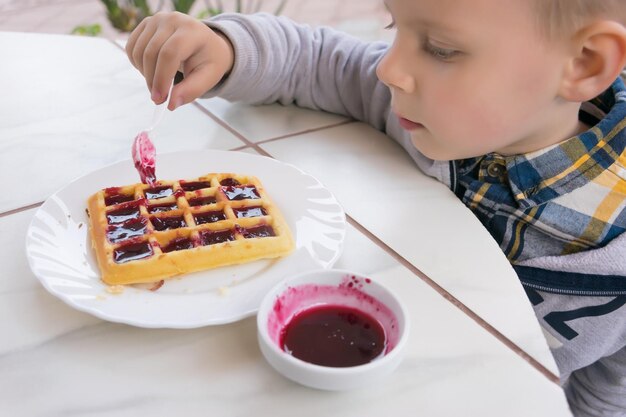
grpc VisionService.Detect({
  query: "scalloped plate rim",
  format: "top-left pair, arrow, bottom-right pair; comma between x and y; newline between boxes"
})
25,150 -> 346,328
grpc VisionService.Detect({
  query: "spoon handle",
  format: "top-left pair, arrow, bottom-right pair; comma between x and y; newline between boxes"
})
146,81 -> 175,133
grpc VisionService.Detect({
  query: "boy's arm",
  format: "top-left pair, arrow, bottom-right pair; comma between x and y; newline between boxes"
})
565,347 -> 626,417
124,12 -> 450,188
204,13 -> 392,131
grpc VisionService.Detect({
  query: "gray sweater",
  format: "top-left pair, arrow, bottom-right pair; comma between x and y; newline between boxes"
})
205,13 -> 626,416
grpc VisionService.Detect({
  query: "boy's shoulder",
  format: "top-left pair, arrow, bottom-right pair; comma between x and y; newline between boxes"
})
460,77 -> 626,293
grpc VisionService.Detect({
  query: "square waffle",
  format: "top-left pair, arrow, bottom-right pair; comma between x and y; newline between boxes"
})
87,173 -> 294,285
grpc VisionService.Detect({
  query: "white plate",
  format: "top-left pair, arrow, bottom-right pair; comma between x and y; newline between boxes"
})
25,150 -> 346,328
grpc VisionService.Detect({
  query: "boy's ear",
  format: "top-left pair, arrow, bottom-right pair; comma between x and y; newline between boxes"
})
559,21 -> 626,102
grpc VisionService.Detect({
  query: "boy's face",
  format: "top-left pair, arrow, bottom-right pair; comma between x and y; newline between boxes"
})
377,0 -> 575,160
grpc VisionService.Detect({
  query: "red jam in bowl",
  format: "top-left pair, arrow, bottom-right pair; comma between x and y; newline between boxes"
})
280,304 -> 385,367
268,275 -> 400,368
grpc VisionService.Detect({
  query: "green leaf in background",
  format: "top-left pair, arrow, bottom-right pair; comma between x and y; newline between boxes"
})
100,0 -> 153,32
75,0 -> 289,36
172,0 -> 198,14
71,24 -> 103,36
196,8 -> 223,19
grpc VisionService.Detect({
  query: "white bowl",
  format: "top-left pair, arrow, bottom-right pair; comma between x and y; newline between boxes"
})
257,269 -> 409,390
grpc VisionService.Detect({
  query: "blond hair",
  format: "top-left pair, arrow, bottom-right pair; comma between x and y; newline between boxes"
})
535,0 -> 626,38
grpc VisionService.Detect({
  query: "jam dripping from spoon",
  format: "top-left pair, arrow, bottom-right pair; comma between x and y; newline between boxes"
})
132,131 -> 156,186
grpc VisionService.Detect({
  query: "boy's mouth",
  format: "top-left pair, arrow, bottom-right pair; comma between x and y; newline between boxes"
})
397,115 -> 424,131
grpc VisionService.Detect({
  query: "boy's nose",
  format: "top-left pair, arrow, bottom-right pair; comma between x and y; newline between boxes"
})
376,45 -> 416,94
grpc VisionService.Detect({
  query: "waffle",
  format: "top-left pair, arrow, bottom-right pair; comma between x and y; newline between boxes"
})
87,173 -> 294,285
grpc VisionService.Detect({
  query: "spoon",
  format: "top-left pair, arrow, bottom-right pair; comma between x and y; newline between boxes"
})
132,82 -> 174,186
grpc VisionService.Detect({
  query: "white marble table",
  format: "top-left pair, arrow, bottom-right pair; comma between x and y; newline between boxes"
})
0,31 -> 572,416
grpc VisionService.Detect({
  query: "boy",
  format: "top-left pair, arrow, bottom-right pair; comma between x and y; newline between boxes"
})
125,1 -> 626,415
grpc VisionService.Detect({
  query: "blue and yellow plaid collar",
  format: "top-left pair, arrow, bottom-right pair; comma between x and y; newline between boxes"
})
459,77 -> 626,209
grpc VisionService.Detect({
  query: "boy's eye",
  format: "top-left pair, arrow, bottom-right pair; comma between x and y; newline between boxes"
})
384,20 -> 396,30
423,41 -> 461,61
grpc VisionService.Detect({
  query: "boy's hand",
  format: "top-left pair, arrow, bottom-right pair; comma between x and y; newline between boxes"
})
126,12 -> 234,110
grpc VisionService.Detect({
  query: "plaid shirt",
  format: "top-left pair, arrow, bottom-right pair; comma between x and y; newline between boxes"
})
454,77 -> 626,265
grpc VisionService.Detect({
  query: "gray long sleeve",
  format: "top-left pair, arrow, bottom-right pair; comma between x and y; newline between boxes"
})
205,13 -> 391,130
565,347 -> 626,416
205,13 -> 449,182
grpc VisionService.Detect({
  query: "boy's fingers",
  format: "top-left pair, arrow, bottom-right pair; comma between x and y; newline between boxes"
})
125,18 -> 149,69
142,27 -> 176,95
152,65 -> 180,106
125,20 -> 146,64
151,35 -> 192,104
167,63 -> 225,111
131,21 -> 158,74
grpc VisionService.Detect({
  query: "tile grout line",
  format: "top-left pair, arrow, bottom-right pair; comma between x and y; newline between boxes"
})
191,102 -> 360,153
345,214 -> 561,385
235,119 -> 355,148
0,202 -> 43,218
248,139 -> 560,385
108,37 -> 124,49
192,104 -> 561,383
191,101 -> 266,152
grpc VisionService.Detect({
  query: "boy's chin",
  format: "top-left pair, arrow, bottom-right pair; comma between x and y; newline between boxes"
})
411,135 -> 480,161
411,140 -> 456,161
